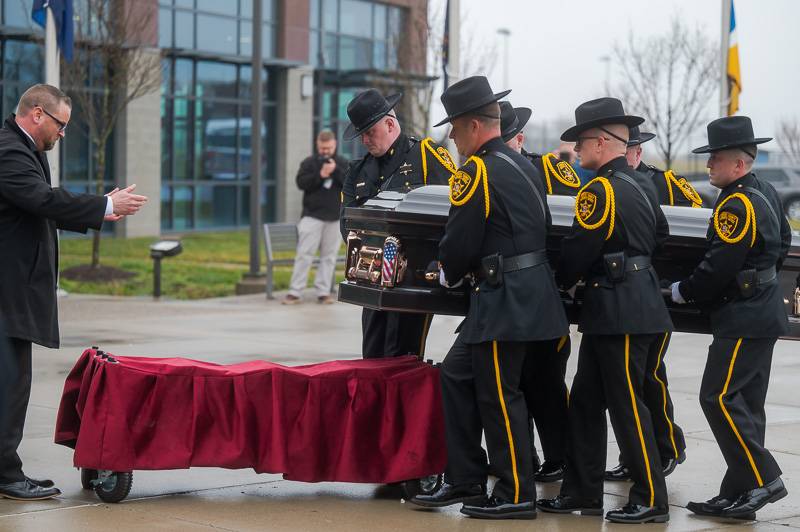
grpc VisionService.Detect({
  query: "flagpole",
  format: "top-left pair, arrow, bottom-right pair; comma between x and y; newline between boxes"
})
719,0 -> 731,118
445,0 -> 459,158
45,6 -> 60,186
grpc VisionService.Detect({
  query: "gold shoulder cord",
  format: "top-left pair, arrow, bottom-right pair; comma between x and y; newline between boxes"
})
541,153 -> 555,195
421,137 -> 457,184
448,155 -> 490,219
575,177 -> 615,240
713,193 -> 757,246
665,170 -> 702,207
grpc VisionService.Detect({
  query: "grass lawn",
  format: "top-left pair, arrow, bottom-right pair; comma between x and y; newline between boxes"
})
59,231 -> 343,299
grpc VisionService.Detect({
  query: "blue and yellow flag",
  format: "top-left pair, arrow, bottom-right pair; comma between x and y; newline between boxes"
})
727,0 -> 741,116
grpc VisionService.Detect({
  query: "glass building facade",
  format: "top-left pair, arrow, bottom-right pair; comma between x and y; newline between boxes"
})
0,0 -> 423,234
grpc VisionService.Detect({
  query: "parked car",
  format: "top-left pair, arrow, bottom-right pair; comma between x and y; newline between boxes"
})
683,165 -> 800,229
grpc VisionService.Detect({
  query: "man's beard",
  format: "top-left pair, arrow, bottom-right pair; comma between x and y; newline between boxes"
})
42,139 -> 56,151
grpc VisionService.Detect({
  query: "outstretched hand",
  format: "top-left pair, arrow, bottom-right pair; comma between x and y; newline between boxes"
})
110,184 -> 148,216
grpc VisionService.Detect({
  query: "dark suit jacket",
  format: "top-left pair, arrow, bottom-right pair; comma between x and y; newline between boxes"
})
0,115 -> 106,348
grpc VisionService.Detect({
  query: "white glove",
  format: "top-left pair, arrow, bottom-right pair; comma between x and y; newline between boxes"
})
670,282 -> 686,304
439,268 -> 463,288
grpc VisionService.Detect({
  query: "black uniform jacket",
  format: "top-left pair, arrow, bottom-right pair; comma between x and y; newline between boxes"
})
439,136 -> 569,344
636,161 -> 703,208
523,150 -> 581,197
678,172 -> 790,338
557,156 -> 673,335
0,115 -> 106,348
340,133 -> 455,239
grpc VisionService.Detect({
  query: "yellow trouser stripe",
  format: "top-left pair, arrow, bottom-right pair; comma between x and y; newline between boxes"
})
557,335 -> 568,352
418,314 -> 432,359
624,334 -> 655,507
719,338 -> 764,487
492,341 -> 520,504
653,332 -> 679,459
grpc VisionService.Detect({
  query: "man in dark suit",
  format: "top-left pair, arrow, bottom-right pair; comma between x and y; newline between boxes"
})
0,84 -> 147,500
409,77 -> 568,519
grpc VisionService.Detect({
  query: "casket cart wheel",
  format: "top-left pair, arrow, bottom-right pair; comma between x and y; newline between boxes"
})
79,467 -> 98,490
93,470 -> 133,503
401,473 -> 443,500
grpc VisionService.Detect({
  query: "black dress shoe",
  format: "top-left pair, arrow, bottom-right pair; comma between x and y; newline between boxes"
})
409,482 -> 486,508
605,503 -> 669,524
687,495 -> 756,520
0,479 -> 61,500
662,451 -> 686,477
721,477 -> 788,518
534,461 -> 565,483
26,476 -> 55,489
461,496 -> 536,520
536,494 -> 603,515
604,462 -> 631,481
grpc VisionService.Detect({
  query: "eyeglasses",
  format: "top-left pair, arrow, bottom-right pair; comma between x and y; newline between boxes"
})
37,105 -> 67,132
575,136 -> 602,148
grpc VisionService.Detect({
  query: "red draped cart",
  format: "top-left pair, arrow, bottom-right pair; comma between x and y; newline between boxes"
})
55,348 -> 446,503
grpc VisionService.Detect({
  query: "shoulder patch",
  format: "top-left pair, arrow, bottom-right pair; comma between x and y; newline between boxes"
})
541,153 -> 580,193
575,177 -> 616,240
421,137 -> 457,181
713,192 -> 756,246
436,146 -> 456,171
665,170 -> 702,207
555,160 -> 581,187
449,156 -> 490,218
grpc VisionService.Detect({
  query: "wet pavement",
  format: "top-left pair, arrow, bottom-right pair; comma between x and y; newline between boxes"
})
1,291 -> 799,531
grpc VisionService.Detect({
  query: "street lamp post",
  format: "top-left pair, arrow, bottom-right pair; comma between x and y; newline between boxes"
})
248,0 -> 263,278
497,28 -> 511,89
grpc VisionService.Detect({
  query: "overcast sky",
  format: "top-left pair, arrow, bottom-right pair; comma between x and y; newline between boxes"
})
428,0 -> 800,155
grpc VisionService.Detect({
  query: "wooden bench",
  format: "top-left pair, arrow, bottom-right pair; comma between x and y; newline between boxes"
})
263,222 -> 345,299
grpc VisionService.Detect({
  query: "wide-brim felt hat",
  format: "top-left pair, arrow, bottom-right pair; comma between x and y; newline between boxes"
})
343,90 -> 403,140
434,75 -> 511,127
561,97 -> 644,142
499,101 -> 532,142
692,115 -> 772,154
627,125 -> 656,147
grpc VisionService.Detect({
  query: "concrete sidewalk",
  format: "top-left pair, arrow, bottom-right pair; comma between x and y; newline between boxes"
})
1,291 -> 799,531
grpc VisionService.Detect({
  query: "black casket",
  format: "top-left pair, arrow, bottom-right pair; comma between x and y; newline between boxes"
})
339,185 -> 800,339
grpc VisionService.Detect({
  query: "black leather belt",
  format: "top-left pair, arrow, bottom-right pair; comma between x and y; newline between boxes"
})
502,250 -> 549,273
756,266 -> 777,284
625,255 -> 651,272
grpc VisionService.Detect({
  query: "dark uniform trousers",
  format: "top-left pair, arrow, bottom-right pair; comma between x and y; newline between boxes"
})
700,336 -> 782,498
361,309 -> 432,359
562,333 -> 668,507
440,335 -> 536,503
0,337 -> 32,483
617,332 -> 686,464
520,336 -> 570,464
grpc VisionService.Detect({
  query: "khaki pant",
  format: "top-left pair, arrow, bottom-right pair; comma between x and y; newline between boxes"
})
288,216 -> 341,298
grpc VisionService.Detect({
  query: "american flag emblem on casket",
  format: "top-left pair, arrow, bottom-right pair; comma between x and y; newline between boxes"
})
382,237 -> 400,287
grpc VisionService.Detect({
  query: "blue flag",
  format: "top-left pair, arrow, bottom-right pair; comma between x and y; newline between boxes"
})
32,0 -> 75,62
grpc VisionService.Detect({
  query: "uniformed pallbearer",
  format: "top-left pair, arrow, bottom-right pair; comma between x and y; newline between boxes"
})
340,89 -> 456,359
604,126 -> 690,482
537,98 -> 673,524
671,116 -> 791,520
499,101 -> 575,483
409,77 -> 568,519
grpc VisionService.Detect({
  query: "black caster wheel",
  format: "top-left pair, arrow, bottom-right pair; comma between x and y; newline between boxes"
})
80,468 -> 98,490
401,473 -> 443,500
94,470 -> 133,503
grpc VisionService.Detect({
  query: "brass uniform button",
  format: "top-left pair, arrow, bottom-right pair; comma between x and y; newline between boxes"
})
593,282 -> 599,288
380,175 -> 384,180
475,286 -> 480,292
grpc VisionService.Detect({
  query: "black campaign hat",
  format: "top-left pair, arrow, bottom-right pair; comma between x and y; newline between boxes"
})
692,116 -> 772,154
627,125 -> 656,147
561,97 -> 644,142
499,101 -> 532,142
434,76 -> 511,127
343,89 -> 403,140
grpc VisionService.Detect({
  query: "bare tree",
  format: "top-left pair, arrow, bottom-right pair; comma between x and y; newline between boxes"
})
61,0 -> 161,269
777,118 -> 800,165
611,17 -> 718,168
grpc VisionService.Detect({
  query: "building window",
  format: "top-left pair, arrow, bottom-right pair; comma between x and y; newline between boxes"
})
158,0 -> 277,59
309,0 -> 405,71
160,57 -> 278,231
